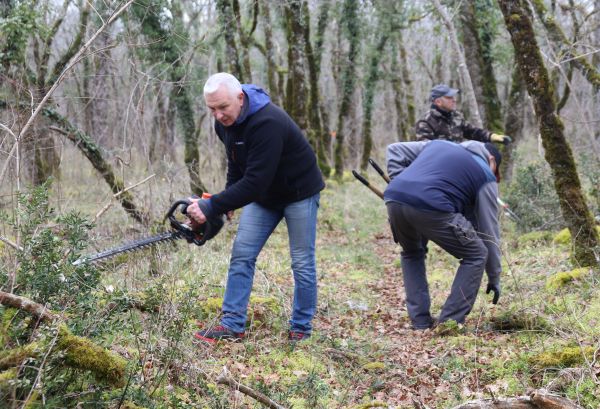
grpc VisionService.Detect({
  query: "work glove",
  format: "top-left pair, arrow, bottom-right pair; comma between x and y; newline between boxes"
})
490,133 -> 512,145
486,282 -> 501,304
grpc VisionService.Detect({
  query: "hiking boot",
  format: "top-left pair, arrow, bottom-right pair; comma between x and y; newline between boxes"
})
194,325 -> 245,344
288,331 -> 311,344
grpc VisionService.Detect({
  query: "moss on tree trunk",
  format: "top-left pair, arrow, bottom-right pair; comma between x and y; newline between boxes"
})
498,0 -> 599,267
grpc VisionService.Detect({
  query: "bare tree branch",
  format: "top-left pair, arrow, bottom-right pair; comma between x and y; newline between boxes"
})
0,0 -> 134,186
216,367 -> 287,409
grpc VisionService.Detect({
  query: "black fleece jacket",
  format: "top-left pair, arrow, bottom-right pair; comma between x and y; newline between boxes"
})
207,103 -> 325,217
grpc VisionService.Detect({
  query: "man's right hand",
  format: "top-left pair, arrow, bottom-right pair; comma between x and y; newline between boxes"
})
186,199 -> 207,225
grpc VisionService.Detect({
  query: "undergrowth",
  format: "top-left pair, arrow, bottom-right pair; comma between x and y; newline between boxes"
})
0,177 -> 599,408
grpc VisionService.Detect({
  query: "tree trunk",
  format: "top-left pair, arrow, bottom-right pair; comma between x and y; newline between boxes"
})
315,0 -> 333,163
258,0 -> 280,104
431,0 -> 482,127
334,0 -> 360,178
283,0 -> 308,133
502,66 -> 527,183
302,0 -> 329,176
231,0 -> 253,83
460,0 -> 503,132
360,32 -> 389,170
132,0 -> 206,195
498,0 -> 599,267
459,1 -> 487,125
216,0 -> 244,81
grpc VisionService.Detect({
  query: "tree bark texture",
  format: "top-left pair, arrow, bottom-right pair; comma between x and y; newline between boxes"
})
283,0 -> 308,133
459,1 -> 487,125
258,0 -> 280,104
502,66 -> 527,182
360,32 -> 389,171
498,0 -> 599,267
334,0 -> 360,177
461,0 -> 503,132
302,0 -> 330,176
132,0 -> 206,195
216,0 -> 244,81
231,0 -> 253,83
431,0 -> 482,127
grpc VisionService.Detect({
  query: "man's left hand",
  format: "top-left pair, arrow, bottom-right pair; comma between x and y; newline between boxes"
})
490,133 -> 512,145
486,282 -> 501,304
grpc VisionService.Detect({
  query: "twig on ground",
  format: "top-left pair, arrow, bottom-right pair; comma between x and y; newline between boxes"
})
216,366 -> 287,409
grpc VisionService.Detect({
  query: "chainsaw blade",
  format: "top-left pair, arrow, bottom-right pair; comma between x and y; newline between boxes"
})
73,231 -> 182,266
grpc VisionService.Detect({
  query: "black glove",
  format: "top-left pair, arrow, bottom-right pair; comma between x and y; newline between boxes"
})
486,282 -> 500,304
196,199 -> 224,242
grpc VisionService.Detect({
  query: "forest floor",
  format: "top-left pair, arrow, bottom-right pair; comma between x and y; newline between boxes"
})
2,170 -> 600,408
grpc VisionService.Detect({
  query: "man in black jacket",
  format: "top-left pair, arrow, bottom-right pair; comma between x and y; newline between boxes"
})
415,84 -> 511,144
188,72 -> 325,343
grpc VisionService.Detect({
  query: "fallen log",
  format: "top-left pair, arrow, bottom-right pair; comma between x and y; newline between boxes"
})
0,291 -> 127,387
450,389 -> 584,409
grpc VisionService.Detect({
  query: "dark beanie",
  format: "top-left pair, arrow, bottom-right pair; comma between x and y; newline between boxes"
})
484,142 -> 502,181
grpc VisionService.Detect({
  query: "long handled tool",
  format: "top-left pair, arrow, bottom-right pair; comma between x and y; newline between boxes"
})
368,158 -> 390,183
351,170 -> 384,199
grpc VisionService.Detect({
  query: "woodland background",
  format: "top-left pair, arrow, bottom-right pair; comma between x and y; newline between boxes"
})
1,0 -> 600,408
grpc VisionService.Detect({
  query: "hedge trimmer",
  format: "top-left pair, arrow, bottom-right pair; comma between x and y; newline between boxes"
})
73,199 -> 223,266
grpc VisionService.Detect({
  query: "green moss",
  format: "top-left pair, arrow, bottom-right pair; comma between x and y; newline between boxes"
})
434,320 -> 463,336
362,361 -> 385,372
201,297 -> 223,315
354,402 -> 388,409
489,310 -> 549,332
57,325 -> 127,387
529,345 -> 596,368
201,296 -> 280,325
0,367 -> 17,388
0,343 -> 38,370
553,228 -> 571,245
517,230 -> 553,246
546,267 -> 590,290
553,226 -> 600,245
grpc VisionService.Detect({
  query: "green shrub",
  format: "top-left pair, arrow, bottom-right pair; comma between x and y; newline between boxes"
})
504,161 -> 562,232
2,183 -> 100,309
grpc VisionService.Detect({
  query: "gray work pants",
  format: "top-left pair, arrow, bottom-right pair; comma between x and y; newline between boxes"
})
386,202 -> 488,328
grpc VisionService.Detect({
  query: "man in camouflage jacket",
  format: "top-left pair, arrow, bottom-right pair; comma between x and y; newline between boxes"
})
415,84 -> 511,144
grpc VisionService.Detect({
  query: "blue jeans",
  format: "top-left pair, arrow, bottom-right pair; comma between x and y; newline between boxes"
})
221,193 -> 320,334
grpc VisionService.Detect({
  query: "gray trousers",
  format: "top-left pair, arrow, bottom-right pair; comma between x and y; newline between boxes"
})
386,202 -> 488,328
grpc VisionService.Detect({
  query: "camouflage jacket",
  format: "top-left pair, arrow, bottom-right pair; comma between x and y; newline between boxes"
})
415,105 -> 491,143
